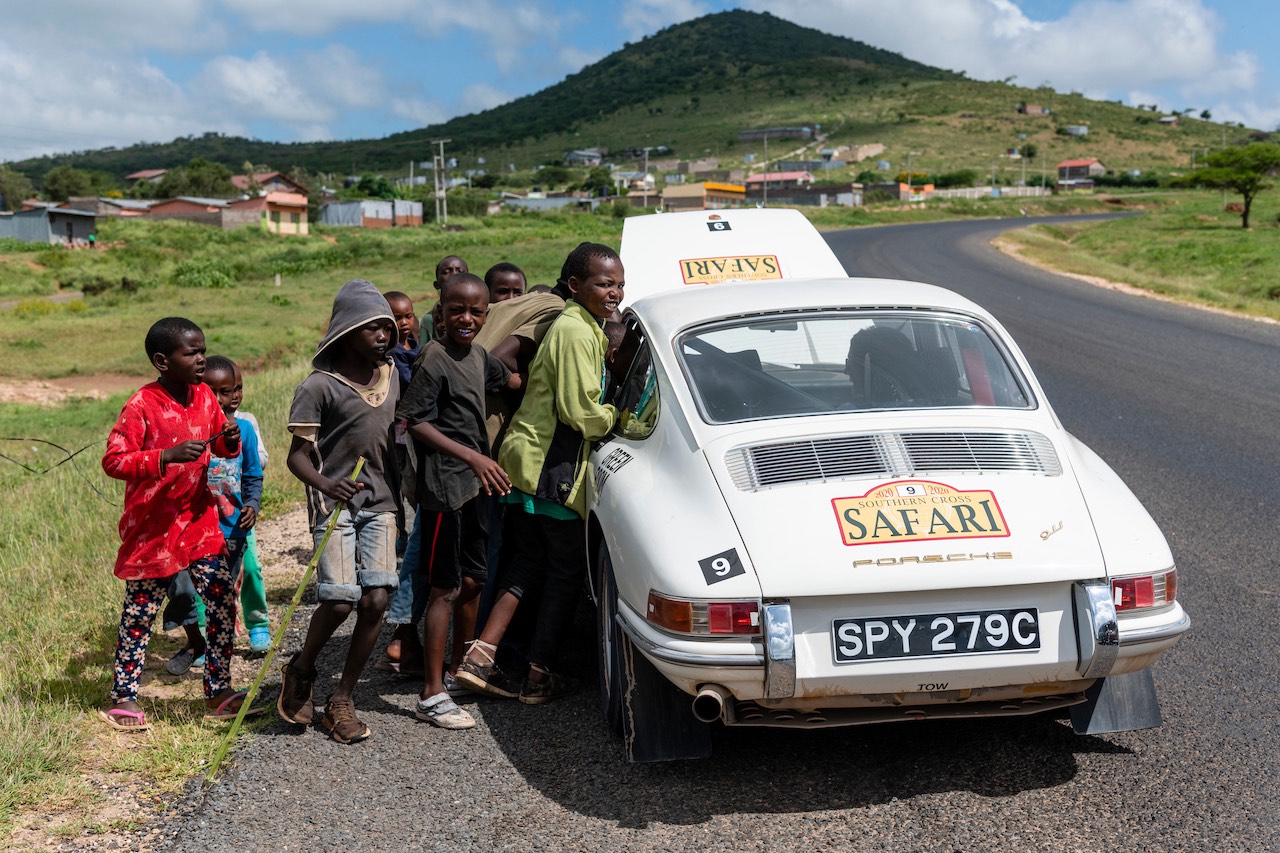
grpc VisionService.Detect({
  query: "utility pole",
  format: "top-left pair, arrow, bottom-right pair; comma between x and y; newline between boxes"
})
763,135 -> 769,208
431,138 -> 450,227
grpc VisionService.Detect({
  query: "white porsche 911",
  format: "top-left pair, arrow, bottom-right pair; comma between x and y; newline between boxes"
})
587,208 -> 1189,762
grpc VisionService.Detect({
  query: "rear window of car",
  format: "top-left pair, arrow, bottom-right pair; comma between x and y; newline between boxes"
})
676,311 -> 1033,423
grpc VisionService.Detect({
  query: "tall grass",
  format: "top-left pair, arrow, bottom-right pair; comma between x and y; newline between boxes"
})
0,357 -> 308,836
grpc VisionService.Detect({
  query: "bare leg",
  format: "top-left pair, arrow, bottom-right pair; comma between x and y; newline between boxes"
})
421,588 -> 454,699
331,587 -> 389,701
294,600 -> 354,678
182,622 -> 207,656
474,590 -> 520,649
449,577 -> 484,673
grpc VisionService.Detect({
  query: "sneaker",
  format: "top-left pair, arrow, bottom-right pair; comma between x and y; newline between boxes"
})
191,654 -> 206,670
454,641 -> 519,699
415,692 -> 475,729
277,653 -> 315,724
248,627 -> 272,653
518,668 -> 579,705
321,695 -> 371,744
443,671 -> 473,698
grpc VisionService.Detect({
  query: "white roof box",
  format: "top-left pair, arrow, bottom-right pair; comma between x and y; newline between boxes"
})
619,208 -> 847,303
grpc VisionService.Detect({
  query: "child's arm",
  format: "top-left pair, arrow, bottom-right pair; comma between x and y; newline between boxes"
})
237,420 -> 264,530
405,420 -> 511,496
102,397 -> 207,480
210,417 -> 240,458
286,435 -> 365,502
550,333 -> 618,441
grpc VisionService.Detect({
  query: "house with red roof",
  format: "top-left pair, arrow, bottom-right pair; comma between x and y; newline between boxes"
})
125,169 -> 168,185
1057,158 -> 1107,189
230,172 -> 309,197
744,170 -> 815,190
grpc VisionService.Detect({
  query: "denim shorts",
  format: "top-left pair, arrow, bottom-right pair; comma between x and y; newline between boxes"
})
312,509 -> 399,603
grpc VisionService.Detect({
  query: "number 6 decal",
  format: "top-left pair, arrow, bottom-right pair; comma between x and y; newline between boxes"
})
699,548 -> 745,585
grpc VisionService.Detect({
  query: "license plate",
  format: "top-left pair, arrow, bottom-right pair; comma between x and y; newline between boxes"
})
832,607 -> 1040,663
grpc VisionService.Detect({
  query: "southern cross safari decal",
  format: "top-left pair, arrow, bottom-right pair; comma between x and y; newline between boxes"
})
832,480 -> 1010,547
679,255 -> 783,285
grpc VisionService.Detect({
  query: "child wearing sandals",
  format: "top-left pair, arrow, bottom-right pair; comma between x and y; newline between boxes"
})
160,355 -> 266,675
99,317 -> 260,731
397,273 -> 521,728
456,243 -> 621,704
279,279 -> 401,744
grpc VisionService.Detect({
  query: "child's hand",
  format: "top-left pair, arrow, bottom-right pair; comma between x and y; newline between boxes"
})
506,372 -> 525,391
163,440 -> 207,465
237,506 -> 258,531
469,453 -> 512,496
221,419 -> 241,446
322,476 -> 366,503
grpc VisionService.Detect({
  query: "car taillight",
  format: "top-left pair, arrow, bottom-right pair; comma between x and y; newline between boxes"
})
646,591 -> 761,635
1111,568 -> 1177,612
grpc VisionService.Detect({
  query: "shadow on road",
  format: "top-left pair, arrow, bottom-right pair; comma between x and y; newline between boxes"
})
476,610 -> 1130,828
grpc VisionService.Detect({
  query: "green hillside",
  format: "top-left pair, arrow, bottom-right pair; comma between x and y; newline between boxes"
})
5,9 -> 1261,186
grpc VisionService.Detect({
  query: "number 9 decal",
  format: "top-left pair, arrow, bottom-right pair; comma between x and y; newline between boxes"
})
699,549 -> 745,585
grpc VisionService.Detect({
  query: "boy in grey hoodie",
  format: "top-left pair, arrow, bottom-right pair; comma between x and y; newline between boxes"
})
279,279 -> 401,743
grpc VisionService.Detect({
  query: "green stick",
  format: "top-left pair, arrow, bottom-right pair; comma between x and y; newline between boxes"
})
204,456 -> 367,787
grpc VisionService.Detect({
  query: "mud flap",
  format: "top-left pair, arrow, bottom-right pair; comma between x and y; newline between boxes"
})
621,635 -> 712,763
1070,670 -> 1163,735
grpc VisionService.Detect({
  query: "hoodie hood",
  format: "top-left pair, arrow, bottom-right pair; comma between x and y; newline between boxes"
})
313,278 -> 398,369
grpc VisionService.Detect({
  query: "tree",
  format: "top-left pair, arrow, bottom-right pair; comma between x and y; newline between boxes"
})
355,173 -> 395,199
1021,142 -> 1038,161
43,165 -> 95,201
1200,109 -> 1212,121
1177,142 -> 1280,228
0,167 -> 33,211
156,158 -> 236,198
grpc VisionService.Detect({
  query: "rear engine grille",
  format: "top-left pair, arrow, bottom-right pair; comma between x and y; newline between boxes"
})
725,430 -> 1061,490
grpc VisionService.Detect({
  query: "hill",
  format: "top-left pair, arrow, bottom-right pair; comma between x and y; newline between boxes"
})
5,10 -> 1258,186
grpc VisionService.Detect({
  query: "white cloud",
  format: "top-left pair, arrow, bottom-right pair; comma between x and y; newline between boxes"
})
620,0 -> 712,39
5,0 -> 226,54
392,97 -> 449,126
194,52 -> 333,123
460,83 -> 514,114
744,0 -> 1261,108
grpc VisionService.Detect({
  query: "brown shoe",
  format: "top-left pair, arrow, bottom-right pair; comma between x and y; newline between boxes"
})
518,666 -> 579,705
321,695 -> 371,744
454,640 -> 519,699
277,653 -> 315,725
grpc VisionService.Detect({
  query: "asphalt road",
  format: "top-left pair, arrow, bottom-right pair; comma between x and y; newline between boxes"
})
160,216 -> 1280,852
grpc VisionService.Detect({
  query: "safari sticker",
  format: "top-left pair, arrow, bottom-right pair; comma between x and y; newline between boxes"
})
679,255 -> 782,285
832,480 -> 1010,547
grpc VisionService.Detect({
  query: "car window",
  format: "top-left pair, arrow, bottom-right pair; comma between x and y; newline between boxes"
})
677,312 -> 1032,424
610,321 -> 660,439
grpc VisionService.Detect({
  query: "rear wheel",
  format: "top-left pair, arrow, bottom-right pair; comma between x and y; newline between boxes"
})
596,542 -> 713,762
596,544 -> 625,735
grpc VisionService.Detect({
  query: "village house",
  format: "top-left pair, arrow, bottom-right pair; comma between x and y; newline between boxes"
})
1057,158 -> 1107,190
0,207 -> 97,246
230,171 -> 310,196
124,168 -> 167,186
318,199 -> 422,228
744,170 -> 815,191
660,181 -> 747,211
563,148 -> 604,167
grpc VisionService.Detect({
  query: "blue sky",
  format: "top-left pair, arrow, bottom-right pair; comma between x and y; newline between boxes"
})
1,0 -> 1276,163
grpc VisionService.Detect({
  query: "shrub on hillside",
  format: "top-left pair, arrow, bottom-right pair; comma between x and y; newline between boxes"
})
172,258 -> 234,289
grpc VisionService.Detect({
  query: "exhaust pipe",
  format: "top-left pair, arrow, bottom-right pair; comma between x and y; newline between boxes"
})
692,684 -> 731,723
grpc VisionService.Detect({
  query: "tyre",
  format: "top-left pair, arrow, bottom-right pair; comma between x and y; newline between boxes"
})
596,543 -> 625,735
597,542 -> 713,762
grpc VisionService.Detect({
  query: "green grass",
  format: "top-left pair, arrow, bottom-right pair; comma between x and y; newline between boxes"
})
998,190 -> 1280,319
0,213 -> 625,379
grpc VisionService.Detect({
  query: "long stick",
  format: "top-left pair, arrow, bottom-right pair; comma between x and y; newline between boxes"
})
204,456 -> 366,787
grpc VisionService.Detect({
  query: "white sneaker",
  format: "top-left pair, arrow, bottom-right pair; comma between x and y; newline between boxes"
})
415,692 -> 475,730
444,671 -> 473,698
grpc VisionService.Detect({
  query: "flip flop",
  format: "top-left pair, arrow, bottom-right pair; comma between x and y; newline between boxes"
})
374,659 -> 425,678
98,707 -> 149,732
203,690 -> 266,721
